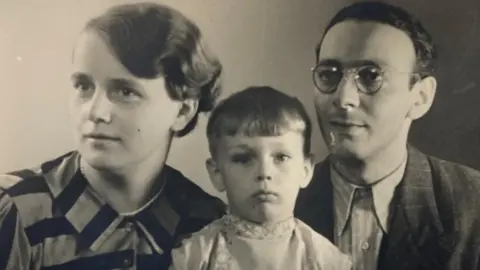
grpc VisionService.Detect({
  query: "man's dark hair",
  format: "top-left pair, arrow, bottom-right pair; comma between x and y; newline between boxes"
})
315,1 -> 437,77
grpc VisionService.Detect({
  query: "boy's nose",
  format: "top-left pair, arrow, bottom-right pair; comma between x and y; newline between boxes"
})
256,175 -> 272,181
256,159 -> 274,181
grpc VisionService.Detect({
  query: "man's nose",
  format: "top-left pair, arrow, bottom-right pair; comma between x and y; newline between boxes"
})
332,74 -> 360,110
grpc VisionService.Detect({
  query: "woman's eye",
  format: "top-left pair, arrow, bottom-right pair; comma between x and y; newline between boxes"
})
111,87 -> 140,101
115,88 -> 135,97
120,88 -> 135,97
73,81 -> 94,92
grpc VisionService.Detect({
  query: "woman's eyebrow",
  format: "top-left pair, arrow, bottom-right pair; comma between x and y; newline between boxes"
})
70,72 -> 92,82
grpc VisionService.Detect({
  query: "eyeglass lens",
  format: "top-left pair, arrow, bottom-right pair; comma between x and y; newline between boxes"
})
313,65 -> 383,94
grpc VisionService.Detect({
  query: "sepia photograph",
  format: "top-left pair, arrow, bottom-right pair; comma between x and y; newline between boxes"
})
0,0 -> 479,269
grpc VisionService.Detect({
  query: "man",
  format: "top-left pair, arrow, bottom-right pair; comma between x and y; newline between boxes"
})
295,2 -> 480,270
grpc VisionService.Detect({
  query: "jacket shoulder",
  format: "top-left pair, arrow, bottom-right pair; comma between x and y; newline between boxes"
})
427,154 -> 480,194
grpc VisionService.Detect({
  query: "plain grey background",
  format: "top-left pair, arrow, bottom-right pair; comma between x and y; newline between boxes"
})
1,0 -> 479,201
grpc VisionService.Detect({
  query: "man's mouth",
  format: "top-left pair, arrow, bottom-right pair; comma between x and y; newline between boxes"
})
331,121 -> 365,128
329,119 -> 365,127
328,118 -> 367,136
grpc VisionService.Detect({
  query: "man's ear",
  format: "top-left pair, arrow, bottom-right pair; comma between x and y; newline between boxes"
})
171,98 -> 199,133
299,154 -> 315,189
407,76 -> 437,120
206,158 -> 225,192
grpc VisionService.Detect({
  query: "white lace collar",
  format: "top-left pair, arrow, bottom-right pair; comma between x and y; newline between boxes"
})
222,214 -> 296,240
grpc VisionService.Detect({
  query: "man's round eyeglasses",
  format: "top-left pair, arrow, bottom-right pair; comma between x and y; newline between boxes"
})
311,64 -> 421,94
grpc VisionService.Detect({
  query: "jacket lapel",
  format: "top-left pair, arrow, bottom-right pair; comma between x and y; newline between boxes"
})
380,146 -> 448,270
296,147 -> 450,269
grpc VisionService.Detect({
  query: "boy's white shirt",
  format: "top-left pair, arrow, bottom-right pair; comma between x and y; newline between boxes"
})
169,214 -> 352,270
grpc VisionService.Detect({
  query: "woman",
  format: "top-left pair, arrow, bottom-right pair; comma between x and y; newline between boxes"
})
0,2 -> 225,269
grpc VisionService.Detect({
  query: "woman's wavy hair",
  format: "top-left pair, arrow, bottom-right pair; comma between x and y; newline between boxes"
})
85,2 -> 223,137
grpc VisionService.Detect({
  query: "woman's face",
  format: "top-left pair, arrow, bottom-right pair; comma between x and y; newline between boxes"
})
70,30 -> 191,171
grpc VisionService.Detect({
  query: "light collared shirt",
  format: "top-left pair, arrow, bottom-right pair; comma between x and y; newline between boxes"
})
331,157 -> 407,270
0,151 -> 225,270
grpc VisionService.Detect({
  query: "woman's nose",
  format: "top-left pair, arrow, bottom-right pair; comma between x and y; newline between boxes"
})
86,90 -> 113,124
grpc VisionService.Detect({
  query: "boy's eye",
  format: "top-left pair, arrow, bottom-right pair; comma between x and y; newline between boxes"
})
274,153 -> 291,163
231,153 -> 253,164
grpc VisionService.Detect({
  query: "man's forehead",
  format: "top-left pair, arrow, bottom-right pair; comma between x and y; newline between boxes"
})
318,20 -> 416,68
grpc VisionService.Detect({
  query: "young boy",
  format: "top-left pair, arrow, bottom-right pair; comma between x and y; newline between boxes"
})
169,86 -> 351,269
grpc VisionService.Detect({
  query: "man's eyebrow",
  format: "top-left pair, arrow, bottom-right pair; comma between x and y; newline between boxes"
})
349,59 -> 385,68
316,59 -> 387,68
317,59 -> 341,66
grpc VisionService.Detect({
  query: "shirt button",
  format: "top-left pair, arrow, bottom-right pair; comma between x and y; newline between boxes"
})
361,241 -> 370,251
358,188 -> 369,196
123,258 -> 132,266
125,222 -> 133,232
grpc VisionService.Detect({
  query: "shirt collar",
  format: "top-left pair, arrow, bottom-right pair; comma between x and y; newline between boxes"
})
331,156 -> 407,235
42,151 -> 180,254
223,213 -> 296,240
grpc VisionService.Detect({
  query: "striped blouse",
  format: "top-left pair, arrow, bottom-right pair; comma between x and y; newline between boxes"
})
0,151 -> 226,270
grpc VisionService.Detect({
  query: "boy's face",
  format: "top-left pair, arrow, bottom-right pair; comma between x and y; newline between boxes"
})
207,131 -> 313,224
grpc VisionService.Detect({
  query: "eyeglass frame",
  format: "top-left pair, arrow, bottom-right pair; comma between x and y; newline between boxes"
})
311,62 -> 423,95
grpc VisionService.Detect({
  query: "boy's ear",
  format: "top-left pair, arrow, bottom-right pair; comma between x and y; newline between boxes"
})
171,98 -> 199,132
206,158 -> 225,192
299,154 -> 314,189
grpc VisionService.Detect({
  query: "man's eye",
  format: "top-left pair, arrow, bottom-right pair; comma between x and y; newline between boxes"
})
318,69 -> 341,81
357,67 -> 383,85
314,66 -> 343,92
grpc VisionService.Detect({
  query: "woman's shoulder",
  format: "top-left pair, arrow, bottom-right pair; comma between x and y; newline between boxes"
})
163,166 -> 227,233
164,165 -> 226,211
0,151 -> 78,237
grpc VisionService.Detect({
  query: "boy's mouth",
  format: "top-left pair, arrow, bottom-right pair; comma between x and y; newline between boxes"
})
252,190 -> 279,202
